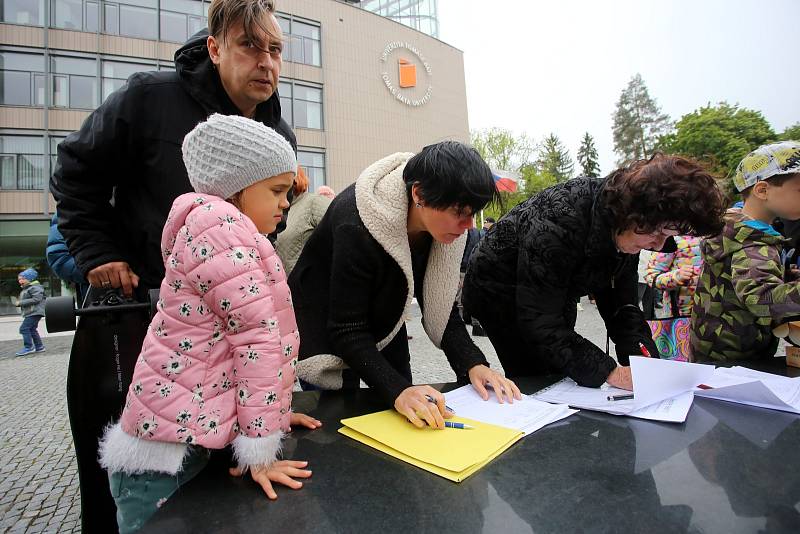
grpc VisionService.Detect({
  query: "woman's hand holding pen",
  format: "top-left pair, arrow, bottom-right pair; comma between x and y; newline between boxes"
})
395,385 -> 453,429
468,365 -> 522,404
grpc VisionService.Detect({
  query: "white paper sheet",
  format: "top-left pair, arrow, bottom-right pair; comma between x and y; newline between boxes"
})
694,366 -> 800,414
531,357 -> 714,423
444,385 -> 577,436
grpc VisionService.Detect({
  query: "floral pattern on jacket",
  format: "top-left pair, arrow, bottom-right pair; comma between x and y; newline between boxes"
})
644,235 -> 702,317
118,193 -> 298,459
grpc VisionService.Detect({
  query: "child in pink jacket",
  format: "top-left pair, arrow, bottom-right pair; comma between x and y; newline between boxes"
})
99,114 -> 320,533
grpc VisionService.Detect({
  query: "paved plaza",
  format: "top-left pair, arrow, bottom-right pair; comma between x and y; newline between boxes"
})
0,299 -> 611,533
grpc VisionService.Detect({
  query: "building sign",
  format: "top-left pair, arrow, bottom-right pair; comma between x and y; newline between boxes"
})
380,41 -> 432,107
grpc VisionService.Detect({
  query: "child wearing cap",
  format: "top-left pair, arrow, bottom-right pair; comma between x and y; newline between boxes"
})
98,114 -> 320,533
691,141 -> 800,361
14,268 -> 46,356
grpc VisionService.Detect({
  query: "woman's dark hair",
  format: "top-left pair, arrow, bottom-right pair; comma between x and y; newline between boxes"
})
602,153 -> 726,237
403,141 -> 500,215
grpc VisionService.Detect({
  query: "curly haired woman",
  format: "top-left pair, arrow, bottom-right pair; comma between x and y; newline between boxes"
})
463,154 -> 726,390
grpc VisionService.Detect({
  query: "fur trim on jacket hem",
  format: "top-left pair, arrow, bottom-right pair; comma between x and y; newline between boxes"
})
98,422 -> 189,475
231,431 -> 285,471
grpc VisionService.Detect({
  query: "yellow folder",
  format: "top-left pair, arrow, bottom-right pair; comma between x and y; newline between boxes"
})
339,410 -> 523,482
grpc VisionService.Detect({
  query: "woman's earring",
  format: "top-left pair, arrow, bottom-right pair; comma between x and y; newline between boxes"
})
415,202 -> 422,208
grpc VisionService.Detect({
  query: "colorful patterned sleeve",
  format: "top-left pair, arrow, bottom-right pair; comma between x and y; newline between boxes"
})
644,251 -> 680,290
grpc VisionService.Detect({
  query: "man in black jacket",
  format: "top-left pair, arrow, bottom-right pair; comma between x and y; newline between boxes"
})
50,0 -> 295,295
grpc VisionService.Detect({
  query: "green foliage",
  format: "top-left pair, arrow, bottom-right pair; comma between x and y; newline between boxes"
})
612,73 -> 672,165
576,132 -> 601,177
781,122 -> 800,141
658,102 -> 776,196
470,127 -> 535,172
537,133 -> 574,182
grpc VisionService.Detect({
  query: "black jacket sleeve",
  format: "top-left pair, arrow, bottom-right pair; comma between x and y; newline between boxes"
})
440,303 -> 489,381
49,76 -> 142,277
515,218 -> 617,387
327,223 -> 413,404
594,256 -> 659,365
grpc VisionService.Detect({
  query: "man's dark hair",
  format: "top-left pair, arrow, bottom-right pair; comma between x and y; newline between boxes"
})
484,217 -> 496,223
602,153 -> 726,237
403,141 -> 500,216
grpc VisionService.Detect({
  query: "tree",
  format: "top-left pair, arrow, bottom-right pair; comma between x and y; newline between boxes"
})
781,122 -> 800,141
471,128 -> 537,219
612,73 -> 672,165
576,132 -> 601,177
537,133 -> 574,182
659,102 -> 776,192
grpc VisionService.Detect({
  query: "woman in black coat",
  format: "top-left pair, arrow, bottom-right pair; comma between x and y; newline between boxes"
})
290,142 -> 521,428
463,154 -> 726,390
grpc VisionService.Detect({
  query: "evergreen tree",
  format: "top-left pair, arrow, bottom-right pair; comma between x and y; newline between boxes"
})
612,73 -> 672,164
537,133 -> 574,182
576,132 -> 600,177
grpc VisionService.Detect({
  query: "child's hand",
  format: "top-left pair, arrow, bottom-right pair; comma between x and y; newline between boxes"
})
229,460 -> 312,500
290,412 -> 322,429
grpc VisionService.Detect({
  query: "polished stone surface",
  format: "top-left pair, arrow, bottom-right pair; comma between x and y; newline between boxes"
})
145,360 -> 800,533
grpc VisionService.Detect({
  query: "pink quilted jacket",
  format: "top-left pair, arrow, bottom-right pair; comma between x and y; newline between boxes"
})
117,193 -> 298,462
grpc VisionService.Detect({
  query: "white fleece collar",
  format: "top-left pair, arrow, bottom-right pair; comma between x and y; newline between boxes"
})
355,152 -> 466,349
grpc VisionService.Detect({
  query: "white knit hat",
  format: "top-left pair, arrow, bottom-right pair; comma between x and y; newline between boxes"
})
182,113 -> 297,199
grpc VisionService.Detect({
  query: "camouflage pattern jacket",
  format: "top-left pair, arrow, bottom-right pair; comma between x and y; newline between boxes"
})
691,208 -> 800,361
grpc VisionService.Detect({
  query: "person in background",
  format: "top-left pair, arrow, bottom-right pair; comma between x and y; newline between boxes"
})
644,236 -> 702,317
481,216 -> 495,236
14,268 -> 46,356
46,212 -> 90,306
691,141 -> 800,361
275,167 -> 332,273
316,185 -> 336,200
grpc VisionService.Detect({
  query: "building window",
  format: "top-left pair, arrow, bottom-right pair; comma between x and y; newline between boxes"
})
0,135 -> 45,190
160,0 -> 204,43
51,0 -> 97,31
104,0 -> 157,40
51,55 -> 97,109
1,0 -> 44,25
277,15 -> 320,67
298,149 -> 325,192
278,80 -> 322,130
50,135 -> 66,173
0,51 -> 44,106
101,59 -> 153,101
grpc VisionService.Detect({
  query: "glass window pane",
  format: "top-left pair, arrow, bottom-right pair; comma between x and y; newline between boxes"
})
0,135 -> 42,153
85,1 -> 98,32
188,15 -> 204,37
102,77 -> 124,101
290,35 -> 303,63
52,0 -> 82,30
17,154 -> 44,189
52,75 -> 68,107
0,155 -> 15,189
158,62 -> 175,71
122,0 -> 157,8
276,14 -> 289,34
294,100 -> 322,129
279,96 -> 291,125
33,72 -> 44,105
52,56 -> 96,76
160,11 -> 187,42
104,3 -> 119,34
0,71 -> 31,105
0,51 -> 44,72
2,0 -> 43,25
161,0 -> 201,15
294,84 -> 321,103
278,81 -> 291,97
293,21 -> 319,40
119,5 -> 157,39
102,60 -> 150,79
69,75 -> 96,108
304,38 -> 320,66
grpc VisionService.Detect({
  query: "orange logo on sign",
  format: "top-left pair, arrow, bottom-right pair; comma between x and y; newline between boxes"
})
398,58 -> 417,88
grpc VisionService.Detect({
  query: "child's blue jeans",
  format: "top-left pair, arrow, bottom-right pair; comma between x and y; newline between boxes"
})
109,445 -> 210,533
19,315 -> 44,350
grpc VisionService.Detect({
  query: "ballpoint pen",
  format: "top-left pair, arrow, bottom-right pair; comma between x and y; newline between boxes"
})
444,421 -> 474,429
425,394 -> 454,413
607,393 -> 634,401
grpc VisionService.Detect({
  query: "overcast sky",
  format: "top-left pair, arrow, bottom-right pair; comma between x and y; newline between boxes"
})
437,0 -> 800,175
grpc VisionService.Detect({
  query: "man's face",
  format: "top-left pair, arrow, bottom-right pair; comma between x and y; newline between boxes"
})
208,14 -> 283,117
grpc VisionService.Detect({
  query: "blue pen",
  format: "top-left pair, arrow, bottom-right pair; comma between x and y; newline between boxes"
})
425,394 -> 454,413
444,421 -> 474,430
